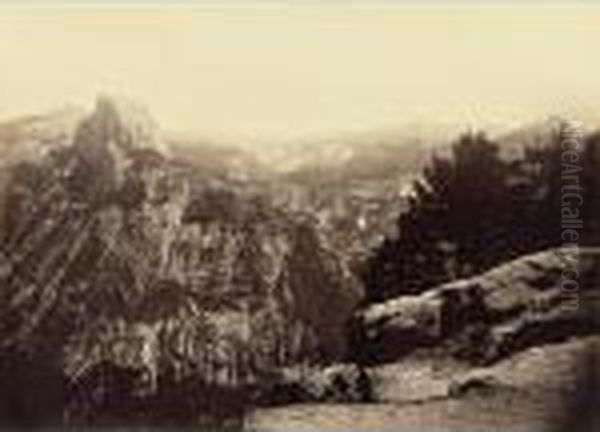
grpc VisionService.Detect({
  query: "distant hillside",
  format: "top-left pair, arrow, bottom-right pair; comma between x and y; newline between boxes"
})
0,108 -> 83,233
262,119 -> 571,272
168,137 -> 264,183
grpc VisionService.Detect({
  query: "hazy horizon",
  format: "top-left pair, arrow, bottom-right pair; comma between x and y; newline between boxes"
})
1,6 -> 599,146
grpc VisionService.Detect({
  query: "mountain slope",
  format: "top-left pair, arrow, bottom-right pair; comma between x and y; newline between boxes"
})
0,98 -> 360,408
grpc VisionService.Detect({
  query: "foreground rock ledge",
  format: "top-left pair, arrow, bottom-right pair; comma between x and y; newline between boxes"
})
352,247 -> 600,365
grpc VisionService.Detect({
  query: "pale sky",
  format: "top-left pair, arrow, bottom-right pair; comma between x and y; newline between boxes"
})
0,6 -> 599,142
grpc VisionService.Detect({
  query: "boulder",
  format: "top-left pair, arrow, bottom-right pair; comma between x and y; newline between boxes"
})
367,358 -> 454,403
351,292 -> 443,363
252,363 -> 372,405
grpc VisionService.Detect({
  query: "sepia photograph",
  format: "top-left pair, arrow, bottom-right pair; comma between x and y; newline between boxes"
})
0,1 -> 598,430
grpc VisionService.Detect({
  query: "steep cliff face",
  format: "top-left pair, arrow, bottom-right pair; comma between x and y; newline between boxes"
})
0,98 -> 360,399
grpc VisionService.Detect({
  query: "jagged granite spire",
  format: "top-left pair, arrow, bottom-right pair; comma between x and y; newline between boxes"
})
76,96 -> 166,154
67,96 -> 169,201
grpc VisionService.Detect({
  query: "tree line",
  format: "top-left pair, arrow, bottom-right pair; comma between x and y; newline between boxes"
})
362,124 -> 599,303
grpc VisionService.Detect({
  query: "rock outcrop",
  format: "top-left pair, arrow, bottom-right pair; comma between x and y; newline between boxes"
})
347,247 -> 600,424
352,248 -> 600,365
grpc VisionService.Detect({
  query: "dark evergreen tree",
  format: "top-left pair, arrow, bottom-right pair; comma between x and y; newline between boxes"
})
364,133 -> 522,302
363,134 -> 576,301
363,124 -> 600,304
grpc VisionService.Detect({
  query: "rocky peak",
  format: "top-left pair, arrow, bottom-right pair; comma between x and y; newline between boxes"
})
67,96 -> 170,201
77,96 -> 166,155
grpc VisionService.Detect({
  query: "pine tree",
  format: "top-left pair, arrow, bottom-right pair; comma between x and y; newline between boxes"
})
363,133 -> 512,301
